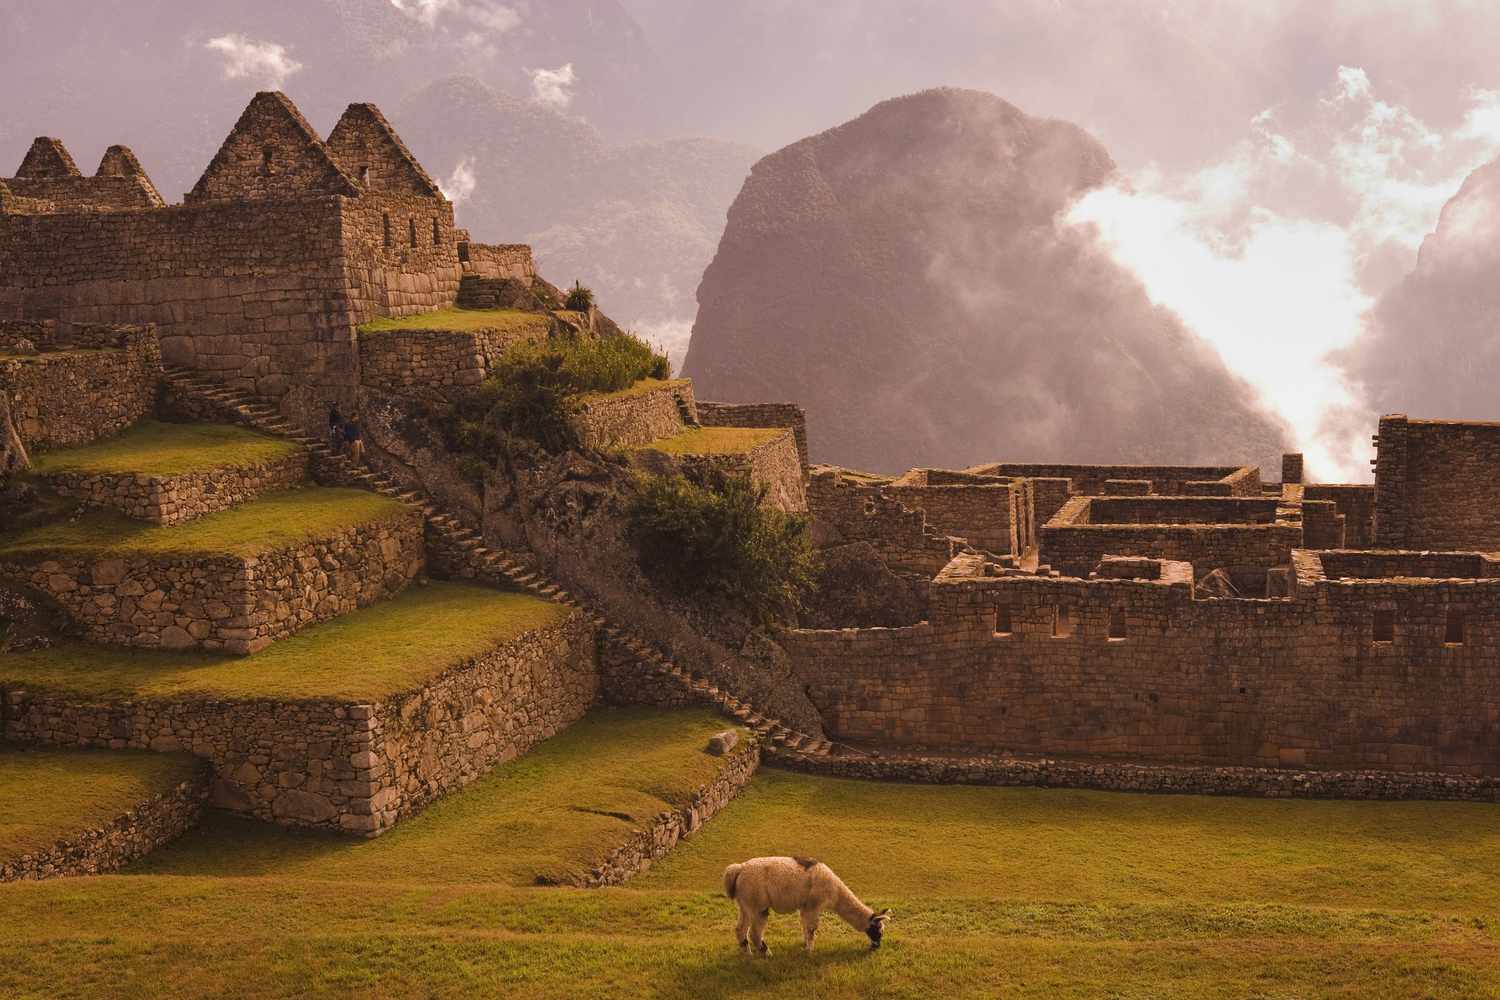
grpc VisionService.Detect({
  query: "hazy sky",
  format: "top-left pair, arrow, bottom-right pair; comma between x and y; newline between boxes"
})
7,0 -> 1500,477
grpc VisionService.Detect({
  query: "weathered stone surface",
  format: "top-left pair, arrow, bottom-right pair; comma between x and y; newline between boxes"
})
707,730 -> 739,756
47,451 -> 308,525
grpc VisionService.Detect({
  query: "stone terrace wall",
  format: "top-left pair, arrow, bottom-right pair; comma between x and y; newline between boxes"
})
807,468 -> 957,576
357,323 -> 547,401
886,470 -> 1017,554
47,451 -> 308,525
1,613 -> 597,835
976,463 -> 1259,497
1306,485 -> 1375,548
697,401 -> 809,468
570,380 -> 693,451
1374,415 -> 1500,551
0,509 -> 423,653
1041,496 -> 1301,586
0,760 -> 208,881
460,242 -> 535,281
635,429 -> 808,513
784,556 -> 1500,774
0,325 -> 160,454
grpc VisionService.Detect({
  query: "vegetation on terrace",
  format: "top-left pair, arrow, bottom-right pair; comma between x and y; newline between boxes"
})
639,426 -> 784,456
0,748 -> 201,862
0,583 -> 567,702
356,308 -> 552,337
1,716 -> 1499,997
0,488 -> 405,559
628,471 -> 815,622
29,420 -> 299,476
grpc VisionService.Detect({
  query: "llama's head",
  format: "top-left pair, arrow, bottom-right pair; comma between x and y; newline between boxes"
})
866,908 -> 893,949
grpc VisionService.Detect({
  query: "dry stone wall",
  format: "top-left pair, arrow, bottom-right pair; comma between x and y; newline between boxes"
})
2,612 -> 598,835
697,401 -> 809,467
571,380 -> 694,451
0,509 -> 424,653
808,468 -> 957,576
46,451 -> 308,525
460,243 -> 535,281
886,470 -> 1016,554
1374,415 -> 1500,551
0,761 -> 208,881
0,325 -> 160,453
358,323 -> 545,401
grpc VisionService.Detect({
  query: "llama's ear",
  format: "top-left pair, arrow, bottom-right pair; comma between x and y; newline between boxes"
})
874,908 -> 893,923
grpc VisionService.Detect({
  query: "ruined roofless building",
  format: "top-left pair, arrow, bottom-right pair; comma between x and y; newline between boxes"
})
0,92 -> 523,430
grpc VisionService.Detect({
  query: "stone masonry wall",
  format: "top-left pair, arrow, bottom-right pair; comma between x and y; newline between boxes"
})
697,401 -> 809,468
1306,485 -> 1376,549
977,463 -> 1258,497
634,428 -> 807,513
784,555 -> 1500,775
0,509 -> 423,653
1,612 -> 597,835
460,243 -> 535,282
0,325 -> 160,453
886,471 -> 1016,554
571,380 -> 694,451
1374,415 -> 1500,551
357,323 -> 546,401
46,451 -> 308,525
807,468 -> 957,576
0,760 -> 208,881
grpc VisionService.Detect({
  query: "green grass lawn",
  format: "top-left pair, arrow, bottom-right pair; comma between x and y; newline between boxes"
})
0,487 -> 404,559
640,426 -> 785,456
31,420 -> 299,477
0,748 -> 201,862
358,308 -> 552,337
0,582 -> 567,702
2,710 -> 1500,997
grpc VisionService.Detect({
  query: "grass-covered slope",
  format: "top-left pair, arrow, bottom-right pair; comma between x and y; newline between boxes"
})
30,421 -> 299,477
0,582 -> 568,702
0,488 -> 405,560
0,748 -> 201,864
358,308 -> 551,337
2,717 -> 1500,996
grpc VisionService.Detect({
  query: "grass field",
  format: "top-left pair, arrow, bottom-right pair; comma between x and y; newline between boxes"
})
0,487 -> 404,559
1,709 -> 1498,998
358,308 -> 552,337
0,748 -> 201,862
0,582 -> 567,702
641,426 -> 785,456
30,420 -> 299,477
577,377 -> 690,404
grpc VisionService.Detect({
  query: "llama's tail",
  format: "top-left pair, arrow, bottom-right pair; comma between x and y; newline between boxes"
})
723,863 -> 743,899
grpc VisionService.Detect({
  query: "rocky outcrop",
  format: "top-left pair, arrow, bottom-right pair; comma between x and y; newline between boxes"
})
684,88 -> 1288,474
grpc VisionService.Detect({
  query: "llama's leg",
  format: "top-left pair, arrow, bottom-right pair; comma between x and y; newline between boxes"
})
799,908 -> 820,953
749,909 -> 772,957
735,903 -> 750,953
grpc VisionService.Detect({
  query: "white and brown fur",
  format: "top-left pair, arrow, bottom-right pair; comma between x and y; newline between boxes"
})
722,856 -> 892,955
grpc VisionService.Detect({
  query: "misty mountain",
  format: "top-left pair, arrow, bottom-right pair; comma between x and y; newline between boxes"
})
1346,155 -> 1500,422
682,88 -> 1289,474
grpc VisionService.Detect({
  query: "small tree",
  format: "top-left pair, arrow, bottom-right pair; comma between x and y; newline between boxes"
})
565,280 -> 595,312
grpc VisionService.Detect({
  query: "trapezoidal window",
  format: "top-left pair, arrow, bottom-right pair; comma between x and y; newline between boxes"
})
1445,609 -> 1466,646
382,214 -> 392,248
432,218 -> 441,246
1052,606 -> 1073,639
262,145 -> 274,170
408,218 -> 417,248
1108,608 -> 1127,641
1372,609 -> 1395,644
993,604 -> 1013,637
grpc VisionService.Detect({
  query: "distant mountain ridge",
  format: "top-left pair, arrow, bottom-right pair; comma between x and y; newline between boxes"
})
682,88 -> 1288,473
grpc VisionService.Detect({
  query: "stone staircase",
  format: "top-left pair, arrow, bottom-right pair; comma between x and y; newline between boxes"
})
159,365 -> 840,759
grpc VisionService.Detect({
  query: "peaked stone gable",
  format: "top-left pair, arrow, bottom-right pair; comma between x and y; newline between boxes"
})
326,103 -> 442,198
186,91 -> 358,204
95,145 -> 165,207
16,138 -> 81,178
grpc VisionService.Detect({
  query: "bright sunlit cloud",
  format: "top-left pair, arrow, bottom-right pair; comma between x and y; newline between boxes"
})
204,34 -> 302,89
529,64 -> 578,110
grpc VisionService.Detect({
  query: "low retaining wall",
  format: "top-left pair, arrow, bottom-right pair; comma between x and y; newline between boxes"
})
0,324 -> 160,453
570,737 -> 760,886
635,428 -> 807,513
0,510 -> 424,653
0,759 -> 208,881
358,324 -> 547,401
697,401 -> 808,468
46,451 -> 308,525
766,748 -> 1500,802
1,612 -> 598,835
571,380 -> 693,451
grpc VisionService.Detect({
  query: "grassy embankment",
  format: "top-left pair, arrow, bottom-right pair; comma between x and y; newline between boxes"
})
29,420 -> 299,477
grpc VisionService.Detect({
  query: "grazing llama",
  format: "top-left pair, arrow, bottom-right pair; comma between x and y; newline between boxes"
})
722,856 -> 892,955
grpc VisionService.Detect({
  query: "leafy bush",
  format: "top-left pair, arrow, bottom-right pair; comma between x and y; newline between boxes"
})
627,470 -> 816,623
434,332 -> 671,470
565,281 -> 595,311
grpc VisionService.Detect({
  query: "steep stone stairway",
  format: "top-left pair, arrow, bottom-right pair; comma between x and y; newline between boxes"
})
159,365 -> 838,759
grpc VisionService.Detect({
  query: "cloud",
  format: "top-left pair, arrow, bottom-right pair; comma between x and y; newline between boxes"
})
529,64 -> 577,110
1066,67 -> 1500,480
388,0 -> 519,33
439,156 -> 477,205
204,34 -> 302,89
388,0 -> 460,27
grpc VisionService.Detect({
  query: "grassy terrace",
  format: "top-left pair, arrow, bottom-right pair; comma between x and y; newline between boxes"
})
3,710 -> 1500,996
0,748 -> 201,863
358,307 -> 552,337
0,582 -> 568,702
0,487 -> 404,560
576,376 -> 690,404
640,425 -> 785,456
31,420 -> 299,477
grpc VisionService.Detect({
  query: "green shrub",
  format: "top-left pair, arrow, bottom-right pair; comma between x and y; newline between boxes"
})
626,470 -> 816,623
565,281 -> 595,311
434,332 -> 670,466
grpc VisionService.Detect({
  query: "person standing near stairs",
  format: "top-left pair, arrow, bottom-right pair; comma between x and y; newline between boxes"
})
342,419 -> 365,466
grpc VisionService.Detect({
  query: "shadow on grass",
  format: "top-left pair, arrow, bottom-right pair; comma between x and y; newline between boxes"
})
662,934 -> 880,996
